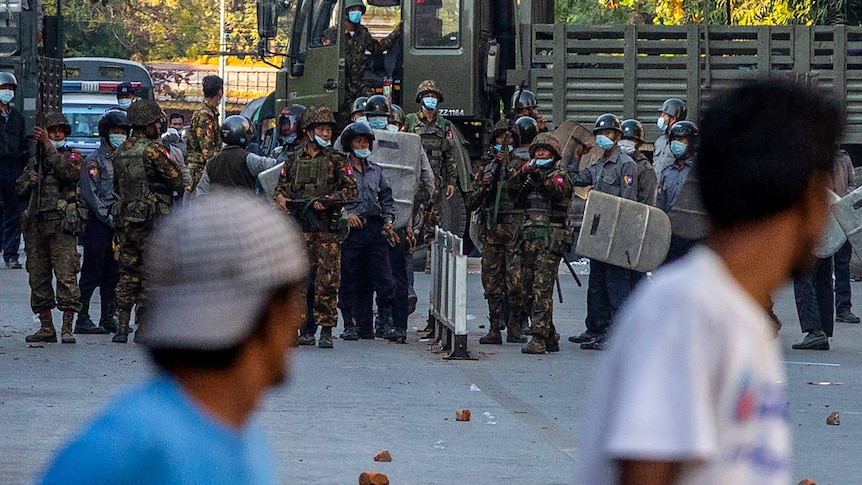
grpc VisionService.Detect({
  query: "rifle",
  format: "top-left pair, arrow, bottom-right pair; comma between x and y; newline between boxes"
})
285,197 -> 348,232
484,82 -> 526,228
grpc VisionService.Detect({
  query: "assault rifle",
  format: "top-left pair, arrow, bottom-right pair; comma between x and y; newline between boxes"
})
483,82 -> 526,229
285,197 -> 349,232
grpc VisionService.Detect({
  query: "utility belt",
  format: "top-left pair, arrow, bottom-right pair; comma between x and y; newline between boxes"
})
295,209 -> 343,233
523,224 -> 572,255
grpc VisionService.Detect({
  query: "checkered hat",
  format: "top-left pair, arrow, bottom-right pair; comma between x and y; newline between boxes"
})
142,191 -> 309,350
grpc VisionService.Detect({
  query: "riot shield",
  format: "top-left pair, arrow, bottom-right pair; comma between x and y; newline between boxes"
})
575,191 -> 671,272
814,190 -> 846,258
667,174 -> 709,240
449,125 -> 475,194
368,129 -> 422,230
832,186 -> 862,260
469,210 -> 485,253
556,120 -> 603,200
258,161 -> 284,200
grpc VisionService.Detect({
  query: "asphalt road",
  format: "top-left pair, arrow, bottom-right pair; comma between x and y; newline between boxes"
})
1,257 -> 861,484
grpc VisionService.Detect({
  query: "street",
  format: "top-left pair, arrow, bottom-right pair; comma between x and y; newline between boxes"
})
2,257 -> 862,484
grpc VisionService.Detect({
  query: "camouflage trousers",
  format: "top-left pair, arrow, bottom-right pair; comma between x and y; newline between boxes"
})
481,221 -> 524,326
114,222 -> 153,313
302,231 -> 341,328
188,162 -> 204,193
520,239 -> 560,340
422,185 -> 444,268
23,221 -> 81,313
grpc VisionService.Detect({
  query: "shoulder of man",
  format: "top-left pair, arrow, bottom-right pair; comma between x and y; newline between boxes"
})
141,139 -> 172,161
65,149 -> 84,167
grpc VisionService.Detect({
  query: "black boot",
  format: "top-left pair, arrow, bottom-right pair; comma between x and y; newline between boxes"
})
98,299 -> 119,333
376,306 -> 393,339
75,289 -> 107,334
112,309 -> 132,343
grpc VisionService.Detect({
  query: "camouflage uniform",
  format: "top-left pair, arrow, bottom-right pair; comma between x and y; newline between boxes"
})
343,24 -> 401,113
507,134 -> 573,353
112,128 -> 184,340
633,149 -> 657,205
187,99 -> 221,191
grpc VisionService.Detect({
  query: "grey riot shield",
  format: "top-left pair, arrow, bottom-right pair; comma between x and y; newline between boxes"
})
667,174 -> 709,240
257,161 -> 284,200
832,186 -> 862,260
814,191 -> 846,258
368,129 -> 422,230
469,210 -> 485,253
575,191 -> 671,272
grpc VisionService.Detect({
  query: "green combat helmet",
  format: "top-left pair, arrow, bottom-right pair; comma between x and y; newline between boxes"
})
529,132 -> 562,161
343,0 -> 366,13
415,79 -> 445,103
302,105 -> 336,129
127,100 -> 166,128
42,110 -> 72,135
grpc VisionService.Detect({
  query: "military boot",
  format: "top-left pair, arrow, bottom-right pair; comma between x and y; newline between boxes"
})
98,300 -> 118,333
74,289 -> 106,334
25,312 -> 57,343
60,312 -> 76,344
112,309 -> 132,343
297,330 -> 316,346
506,322 -> 527,343
318,326 -> 334,349
545,333 -> 561,353
521,336 -> 547,354
376,306 -> 393,339
479,327 -> 503,345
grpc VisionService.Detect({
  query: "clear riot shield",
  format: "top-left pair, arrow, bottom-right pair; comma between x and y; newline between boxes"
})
257,161 -> 284,200
575,191 -> 671,272
814,190 -> 846,258
368,129 -> 422,230
667,174 -> 710,240
832,186 -> 862,260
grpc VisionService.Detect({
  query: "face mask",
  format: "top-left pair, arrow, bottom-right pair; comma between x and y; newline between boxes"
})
368,117 -> 388,130
493,144 -> 513,153
617,139 -> 637,156
347,10 -> 362,24
167,128 -> 179,137
108,134 -> 127,149
280,134 -> 297,145
314,135 -> 331,148
118,98 -> 132,109
657,116 -> 667,132
353,148 -> 371,159
50,139 -> 66,149
670,140 -> 688,158
355,116 -> 368,125
534,158 -> 553,167
422,97 -> 438,111
595,134 -> 615,151
385,124 -> 399,132
0,89 -> 14,104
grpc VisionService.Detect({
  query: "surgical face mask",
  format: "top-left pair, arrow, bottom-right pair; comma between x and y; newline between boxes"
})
534,158 -> 553,167
50,139 -> 66,149
385,124 -> 399,132
493,144 -> 513,153
595,134 -> 615,151
0,89 -> 14,104
657,116 -> 667,132
118,98 -> 132,109
314,135 -> 331,148
355,116 -> 368,125
280,133 -> 297,145
353,148 -> 371,159
670,140 -> 688,158
368,117 -> 388,130
347,10 -> 363,24
167,127 -> 179,137
108,134 -> 127,149
422,97 -> 438,111
617,139 -> 637,156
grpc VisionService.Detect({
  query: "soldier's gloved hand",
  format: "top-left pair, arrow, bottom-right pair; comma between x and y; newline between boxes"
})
382,222 -> 400,247
406,226 -> 417,254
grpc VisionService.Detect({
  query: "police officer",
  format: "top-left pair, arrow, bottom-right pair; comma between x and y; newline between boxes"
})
272,104 -> 306,157
196,115 -> 280,196
567,114 -> 639,350
351,97 -> 369,124
506,133 -> 572,354
0,71 -> 28,269
511,89 -> 548,132
18,112 -> 84,344
338,122 -> 398,341
274,105 -> 358,349
75,110 -> 128,335
657,120 -> 699,264
111,100 -> 184,343
404,80 -> 461,271
187,75 -> 223,192
653,98 -> 687,176
114,82 -> 138,111
620,119 -> 656,205
834,148 -> 859,323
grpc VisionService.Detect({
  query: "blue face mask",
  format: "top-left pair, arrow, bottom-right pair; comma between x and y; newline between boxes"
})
281,133 -> 297,145
493,144 -> 513,153
118,98 -> 132,109
534,158 -> 553,167
657,116 -> 667,132
347,10 -> 363,24
385,124 -> 399,132
670,140 -> 688,158
50,139 -> 66,149
595,134 -> 615,151
355,116 -> 368,125
0,89 -> 14,104
108,134 -> 127,149
422,97 -> 438,111
368,117 -> 388,130
353,148 -> 371,159
314,135 -> 331,148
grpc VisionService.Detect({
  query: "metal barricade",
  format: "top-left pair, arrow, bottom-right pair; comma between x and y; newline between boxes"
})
428,227 -> 470,359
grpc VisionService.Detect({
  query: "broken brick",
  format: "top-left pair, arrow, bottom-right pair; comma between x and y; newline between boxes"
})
797,479 -> 816,485
373,450 -> 392,462
359,472 -> 390,485
826,411 -> 840,425
455,409 -> 471,421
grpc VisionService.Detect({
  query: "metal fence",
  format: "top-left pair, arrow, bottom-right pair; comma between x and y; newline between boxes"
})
428,226 -> 470,360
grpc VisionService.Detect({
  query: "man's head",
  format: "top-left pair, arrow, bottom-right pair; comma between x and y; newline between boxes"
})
43,111 -> 71,147
515,116 -> 538,147
365,95 -> 390,130
698,79 -> 844,276
668,120 -> 698,161
341,122 -> 375,159
593,114 -> 623,153
169,113 -> 185,131
302,105 -> 336,148
126,100 -> 167,140
202,75 -> 224,102
658,98 -> 686,133
529,133 -> 562,165
415,80 -> 444,112
619,119 -> 644,157
0,71 -> 17,106
388,104 -> 405,130
344,0 -> 366,24
351,96 -> 369,123
278,104 -> 306,145
511,89 -> 539,119
98,110 -> 131,150
115,82 -> 136,110
142,192 -> 309,387
221,115 -> 254,148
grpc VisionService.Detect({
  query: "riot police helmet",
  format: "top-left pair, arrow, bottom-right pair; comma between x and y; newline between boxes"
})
278,104 -> 306,140
620,119 -> 645,143
341,122 -> 375,153
593,113 -> 623,135
659,98 -> 687,120
669,120 -> 699,141
98,110 -> 130,139
365,95 -> 390,117
43,111 -> 72,136
351,97 -> 369,116
0,71 -> 17,89
127,100 -> 167,128
389,104 -> 405,127
511,89 -> 538,111
221,115 -> 254,148
529,132 -> 563,161
515,116 -> 538,146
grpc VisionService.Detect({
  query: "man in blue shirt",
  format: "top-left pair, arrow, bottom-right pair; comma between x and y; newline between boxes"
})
37,192 -> 310,485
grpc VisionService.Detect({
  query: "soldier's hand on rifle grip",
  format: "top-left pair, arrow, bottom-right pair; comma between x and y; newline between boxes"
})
347,213 -> 364,228
274,194 -> 290,213
33,126 -> 51,149
445,184 -> 455,199
312,200 -> 325,211
382,221 -> 400,247
406,226 -> 417,254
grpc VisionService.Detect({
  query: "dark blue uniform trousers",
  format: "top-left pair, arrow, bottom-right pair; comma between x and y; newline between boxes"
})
833,241 -> 853,314
1,163 -> 25,263
585,259 -> 634,336
339,218 -> 396,330
794,257 -> 834,337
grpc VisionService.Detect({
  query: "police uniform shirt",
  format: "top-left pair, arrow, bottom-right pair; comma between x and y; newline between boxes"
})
656,157 -> 693,214
80,144 -> 117,225
345,158 -> 395,224
653,133 -> 675,176
570,146 -> 638,200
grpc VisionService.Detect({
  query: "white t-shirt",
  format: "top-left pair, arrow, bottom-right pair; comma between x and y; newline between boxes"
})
577,247 -> 791,485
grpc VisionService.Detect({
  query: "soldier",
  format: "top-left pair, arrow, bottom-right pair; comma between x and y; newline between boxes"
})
337,122 -> 398,341
75,110 -> 128,335
187,75 -> 223,192
657,120 -> 700,264
114,82 -> 138,111
18,112 -> 83,344
0,71 -> 28,269
196,115 -> 280,196
274,105 -> 357,349
111,100 -> 184,343
653,98 -> 687,176
468,120 -> 529,345
404,80 -> 460,271
566,114 -> 639,350
505,133 -> 572,354
620,119 -> 656,205
511,89 -> 548,132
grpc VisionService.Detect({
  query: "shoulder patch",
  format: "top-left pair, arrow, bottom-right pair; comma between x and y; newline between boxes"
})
280,166 -> 286,177
623,175 -> 634,187
344,165 -> 354,178
554,174 -> 565,186
447,129 -> 454,140
68,151 -> 80,162
87,164 -> 99,178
